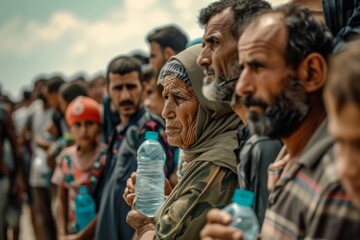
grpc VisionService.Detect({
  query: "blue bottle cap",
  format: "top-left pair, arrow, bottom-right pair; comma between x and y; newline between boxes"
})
145,131 -> 159,140
232,189 -> 254,207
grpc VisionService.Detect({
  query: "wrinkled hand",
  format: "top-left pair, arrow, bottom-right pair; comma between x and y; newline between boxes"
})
126,209 -> 155,238
200,208 -> 243,240
123,172 -> 173,207
123,172 -> 137,207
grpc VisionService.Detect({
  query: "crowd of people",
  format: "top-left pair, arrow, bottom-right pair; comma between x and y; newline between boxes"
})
1,0 -> 360,239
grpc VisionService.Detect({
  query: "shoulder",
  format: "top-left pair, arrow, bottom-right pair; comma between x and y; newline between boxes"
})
57,145 -> 77,164
181,161 -> 238,193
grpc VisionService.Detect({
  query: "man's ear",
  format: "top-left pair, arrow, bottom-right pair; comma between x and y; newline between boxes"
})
163,47 -> 176,59
297,53 -> 328,92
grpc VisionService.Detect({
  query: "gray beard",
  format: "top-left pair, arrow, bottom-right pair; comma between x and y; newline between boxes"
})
202,76 -> 235,102
202,64 -> 240,102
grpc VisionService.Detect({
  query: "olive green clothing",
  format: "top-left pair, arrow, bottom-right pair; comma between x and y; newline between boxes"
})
154,160 -> 238,240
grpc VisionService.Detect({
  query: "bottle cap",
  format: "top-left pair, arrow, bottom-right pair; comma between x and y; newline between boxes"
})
78,185 -> 89,193
145,131 -> 159,140
232,189 -> 254,207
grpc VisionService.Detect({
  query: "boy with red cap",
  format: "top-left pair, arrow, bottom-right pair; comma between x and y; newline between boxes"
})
51,96 -> 107,239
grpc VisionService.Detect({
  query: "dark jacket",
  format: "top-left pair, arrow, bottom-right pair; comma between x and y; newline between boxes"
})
234,125 -> 282,227
323,0 -> 360,51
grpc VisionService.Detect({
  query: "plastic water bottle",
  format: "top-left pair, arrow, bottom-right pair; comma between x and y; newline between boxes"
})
135,131 -> 166,217
223,189 -> 260,240
75,185 -> 96,231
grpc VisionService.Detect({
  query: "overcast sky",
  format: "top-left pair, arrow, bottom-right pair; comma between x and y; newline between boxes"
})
0,0 -> 286,100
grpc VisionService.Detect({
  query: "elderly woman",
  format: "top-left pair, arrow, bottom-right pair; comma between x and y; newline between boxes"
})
124,44 -> 240,240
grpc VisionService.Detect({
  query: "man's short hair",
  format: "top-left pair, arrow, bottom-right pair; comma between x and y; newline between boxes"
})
198,0 -> 271,39
274,4 -> 333,68
146,25 -> 188,53
46,76 -> 65,93
59,81 -> 88,103
106,56 -> 143,84
326,39 -> 360,112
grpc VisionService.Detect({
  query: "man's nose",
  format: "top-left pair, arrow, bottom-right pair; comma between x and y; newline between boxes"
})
197,46 -> 211,68
121,87 -> 131,99
235,68 -> 255,98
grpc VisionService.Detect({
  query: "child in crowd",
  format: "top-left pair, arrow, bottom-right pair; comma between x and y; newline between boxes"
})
52,96 -> 106,239
325,39 -> 360,208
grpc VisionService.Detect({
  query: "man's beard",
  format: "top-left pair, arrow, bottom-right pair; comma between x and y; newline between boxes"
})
202,57 -> 240,102
242,74 -> 309,139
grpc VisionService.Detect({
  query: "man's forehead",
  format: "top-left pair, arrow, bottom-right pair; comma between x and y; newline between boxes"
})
238,13 -> 286,52
204,8 -> 233,34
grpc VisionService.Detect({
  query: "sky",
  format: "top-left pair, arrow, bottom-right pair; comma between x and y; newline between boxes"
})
0,0 -> 286,101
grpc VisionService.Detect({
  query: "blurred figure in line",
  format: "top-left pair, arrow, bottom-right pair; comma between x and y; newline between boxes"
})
325,39 -> 360,208
146,24 -> 188,78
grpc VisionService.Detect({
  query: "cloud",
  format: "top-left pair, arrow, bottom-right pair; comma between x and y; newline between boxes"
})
0,0 -> 212,57
0,0 -> 288,98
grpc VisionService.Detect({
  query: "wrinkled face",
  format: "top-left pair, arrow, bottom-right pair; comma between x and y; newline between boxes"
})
326,97 -> 360,208
108,72 -> 143,119
162,76 -> 199,148
149,41 -> 167,77
70,120 -> 100,150
236,14 -> 309,138
197,8 -> 240,102
144,77 -> 164,117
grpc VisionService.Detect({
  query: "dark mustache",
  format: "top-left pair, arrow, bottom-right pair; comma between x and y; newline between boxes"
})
241,96 -> 268,110
119,100 -> 134,106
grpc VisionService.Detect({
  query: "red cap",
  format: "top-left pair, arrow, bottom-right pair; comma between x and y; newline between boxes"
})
65,96 -> 101,126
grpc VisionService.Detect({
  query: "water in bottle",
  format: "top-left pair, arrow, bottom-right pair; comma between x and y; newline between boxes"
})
223,189 -> 260,240
75,185 -> 96,231
135,131 -> 166,217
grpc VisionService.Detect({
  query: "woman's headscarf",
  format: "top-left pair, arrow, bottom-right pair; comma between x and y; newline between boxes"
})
159,44 -> 241,173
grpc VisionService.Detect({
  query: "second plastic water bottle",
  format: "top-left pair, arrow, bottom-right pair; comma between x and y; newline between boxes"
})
223,189 -> 260,240
75,185 -> 96,231
136,131 -> 166,217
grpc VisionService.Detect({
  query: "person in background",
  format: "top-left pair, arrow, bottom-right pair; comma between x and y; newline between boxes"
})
95,55 -> 174,240
29,77 -> 63,240
87,75 -> 106,104
52,96 -> 107,240
0,99 -> 24,240
324,39 -> 360,208
142,66 -> 164,118
20,78 -> 50,240
146,24 -> 188,78
35,76 -> 66,153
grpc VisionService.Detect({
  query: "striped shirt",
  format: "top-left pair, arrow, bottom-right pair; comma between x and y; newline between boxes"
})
262,120 -> 360,240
